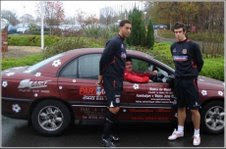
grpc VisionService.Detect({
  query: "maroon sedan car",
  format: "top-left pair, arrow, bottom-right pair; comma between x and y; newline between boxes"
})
2,48 -> 224,136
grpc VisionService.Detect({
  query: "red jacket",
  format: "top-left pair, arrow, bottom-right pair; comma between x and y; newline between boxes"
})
124,70 -> 150,83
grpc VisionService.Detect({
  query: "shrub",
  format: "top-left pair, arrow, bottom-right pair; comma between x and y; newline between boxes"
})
127,8 -> 146,46
81,37 -> 105,48
8,35 -> 60,46
146,19 -> 155,49
201,57 -> 224,81
28,23 -> 40,35
2,36 -> 105,70
2,53 -> 44,70
44,37 -> 88,58
83,24 -> 117,41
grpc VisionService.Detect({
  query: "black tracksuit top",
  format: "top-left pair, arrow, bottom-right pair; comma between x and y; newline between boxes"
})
170,39 -> 204,78
99,35 -> 127,79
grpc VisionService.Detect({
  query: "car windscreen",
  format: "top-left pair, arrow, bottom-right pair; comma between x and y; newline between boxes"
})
24,53 -> 64,73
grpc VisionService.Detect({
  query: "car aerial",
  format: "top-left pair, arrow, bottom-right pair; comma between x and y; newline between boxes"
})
2,48 -> 224,136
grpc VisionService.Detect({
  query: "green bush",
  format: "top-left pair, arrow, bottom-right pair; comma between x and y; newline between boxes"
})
146,19 -> 155,49
148,42 -> 174,68
44,37 -> 105,58
8,35 -> 60,46
28,23 -> 40,35
81,37 -> 105,48
2,53 -> 44,70
2,36 -> 105,70
83,24 -> 117,41
8,34 -> 104,48
201,57 -> 224,81
127,8 -> 146,46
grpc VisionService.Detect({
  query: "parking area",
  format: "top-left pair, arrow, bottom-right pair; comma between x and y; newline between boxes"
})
2,116 -> 224,147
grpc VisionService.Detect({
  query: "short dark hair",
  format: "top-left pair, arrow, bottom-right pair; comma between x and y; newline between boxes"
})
126,57 -> 132,62
119,20 -> 131,27
173,22 -> 186,32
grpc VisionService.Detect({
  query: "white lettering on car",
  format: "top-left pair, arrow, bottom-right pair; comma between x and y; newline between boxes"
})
18,79 -> 51,89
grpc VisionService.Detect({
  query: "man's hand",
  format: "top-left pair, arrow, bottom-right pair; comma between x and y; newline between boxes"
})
146,70 -> 158,76
148,80 -> 153,83
152,70 -> 158,76
97,75 -> 103,86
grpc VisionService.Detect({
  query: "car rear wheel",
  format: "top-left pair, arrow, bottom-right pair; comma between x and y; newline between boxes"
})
31,100 -> 71,136
201,101 -> 224,134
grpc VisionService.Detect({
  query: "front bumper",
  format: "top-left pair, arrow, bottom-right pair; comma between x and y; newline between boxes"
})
2,97 -> 32,120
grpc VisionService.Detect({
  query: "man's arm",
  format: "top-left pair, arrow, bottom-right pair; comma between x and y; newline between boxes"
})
99,40 -> 117,76
98,40 -> 118,84
124,72 -> 149,83
193,43 -> 204,72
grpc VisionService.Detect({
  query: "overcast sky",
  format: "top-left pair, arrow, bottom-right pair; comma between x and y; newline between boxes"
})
1,1 -> 144,19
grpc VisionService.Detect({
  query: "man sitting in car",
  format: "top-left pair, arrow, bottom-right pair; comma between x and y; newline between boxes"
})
124,58 -> 158,83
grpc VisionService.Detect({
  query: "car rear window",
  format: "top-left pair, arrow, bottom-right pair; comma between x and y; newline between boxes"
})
24,53 -> 64,73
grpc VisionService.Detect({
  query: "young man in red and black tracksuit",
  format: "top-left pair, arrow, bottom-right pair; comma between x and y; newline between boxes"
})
168,22 -> 204,146
98,20 -> 132,147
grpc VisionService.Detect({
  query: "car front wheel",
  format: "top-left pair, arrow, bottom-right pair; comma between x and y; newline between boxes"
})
201,101 -> 224,134
31,100 -> 71,136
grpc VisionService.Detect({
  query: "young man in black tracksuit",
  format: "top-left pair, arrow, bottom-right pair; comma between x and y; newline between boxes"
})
168,22 -> 204,146
98,20 -> 132,147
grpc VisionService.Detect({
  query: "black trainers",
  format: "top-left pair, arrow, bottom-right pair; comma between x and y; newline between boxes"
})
101,136 -> 117,147
109,134 -> 120,142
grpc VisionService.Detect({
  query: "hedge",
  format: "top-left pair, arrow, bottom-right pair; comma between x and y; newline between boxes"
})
2,54 -> 44,70
8,35 -> 60,46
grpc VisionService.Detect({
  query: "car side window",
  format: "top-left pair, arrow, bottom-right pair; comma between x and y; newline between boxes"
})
132,58 -> 149,73
130,57 -> 172,83
78,54 -> 101,79
59,59 -> 78,78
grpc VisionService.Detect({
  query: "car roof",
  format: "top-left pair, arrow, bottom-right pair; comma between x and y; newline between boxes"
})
63,48 -> 173,72
39,48 -> 174,76
65,48 -> 154,60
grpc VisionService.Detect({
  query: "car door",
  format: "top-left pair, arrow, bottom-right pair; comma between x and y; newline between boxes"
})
118,57 -> 176,122
58,53 -> 108,121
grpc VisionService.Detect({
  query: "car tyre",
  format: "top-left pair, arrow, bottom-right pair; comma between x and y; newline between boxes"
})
201,101 -> 224,134
31,100 -> 71,136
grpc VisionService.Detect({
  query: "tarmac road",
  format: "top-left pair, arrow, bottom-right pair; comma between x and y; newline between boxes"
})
2,116 -> 224,148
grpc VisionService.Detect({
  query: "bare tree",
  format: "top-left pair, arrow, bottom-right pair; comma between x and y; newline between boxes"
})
99,7 -> 115,25
83,14 -> 99,26
75,10 -> 99,28
36,1 -> 65,35
75,10 -> 86,28
20,14 -> 35,24
1,10 -> 20,25
64,16 -> 76,25
145,1 -> 223,32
